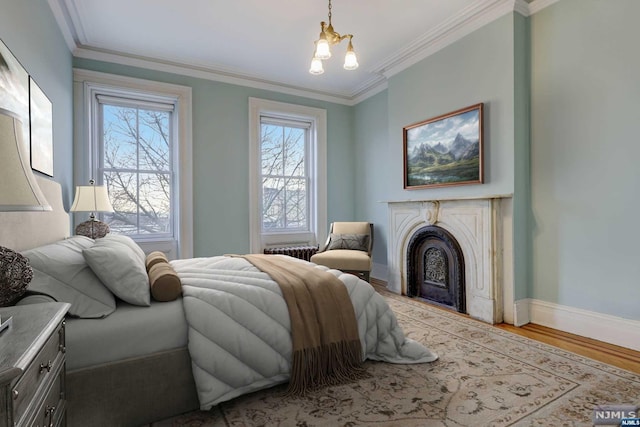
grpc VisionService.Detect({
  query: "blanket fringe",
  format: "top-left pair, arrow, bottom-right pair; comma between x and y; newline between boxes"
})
286,339 -> 369,396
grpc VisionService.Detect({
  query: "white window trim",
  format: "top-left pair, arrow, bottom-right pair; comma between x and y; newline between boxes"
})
249,97 -> 327,253
73,69 -> 193,258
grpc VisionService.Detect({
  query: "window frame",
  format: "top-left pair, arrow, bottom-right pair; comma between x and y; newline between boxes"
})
260,116 -> 311,234
98,96 -> 175,239
249,98 -> 327,253
74,69 -> 193,258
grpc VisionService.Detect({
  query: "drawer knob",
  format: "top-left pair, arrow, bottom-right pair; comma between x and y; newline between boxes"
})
12,389 -> 18,399
39,360 -> 53,373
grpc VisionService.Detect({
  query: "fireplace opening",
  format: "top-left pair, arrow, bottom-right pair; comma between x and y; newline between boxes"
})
406,225 -> 465,313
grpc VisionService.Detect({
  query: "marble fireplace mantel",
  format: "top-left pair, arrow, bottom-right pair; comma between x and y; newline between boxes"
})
385,195 -> 513,324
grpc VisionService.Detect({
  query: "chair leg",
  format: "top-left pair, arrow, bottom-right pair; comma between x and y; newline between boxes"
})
362,271 -> 370,282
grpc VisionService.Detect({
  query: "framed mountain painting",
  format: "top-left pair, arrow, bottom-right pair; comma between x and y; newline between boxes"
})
403,103 -> 484,189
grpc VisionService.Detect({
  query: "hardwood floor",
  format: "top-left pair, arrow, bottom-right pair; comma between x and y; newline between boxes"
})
495,322 -> 640,374
371,279 -> 640,374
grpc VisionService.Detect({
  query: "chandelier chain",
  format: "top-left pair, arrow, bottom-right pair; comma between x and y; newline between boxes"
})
328,0 -> 332,22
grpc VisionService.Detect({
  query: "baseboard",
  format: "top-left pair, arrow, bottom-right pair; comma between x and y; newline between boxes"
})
526,299 -> 640,352
513,298 -> 531,327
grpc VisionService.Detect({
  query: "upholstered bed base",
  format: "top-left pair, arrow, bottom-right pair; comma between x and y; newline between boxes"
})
66,347 -> 199,427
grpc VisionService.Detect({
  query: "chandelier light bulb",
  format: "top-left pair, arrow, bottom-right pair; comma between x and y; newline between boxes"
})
343,40 -> 358,70
315,38 -> 331,60
309,57 -> 325,75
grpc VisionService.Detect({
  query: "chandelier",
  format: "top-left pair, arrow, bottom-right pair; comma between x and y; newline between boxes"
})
309,0 -> 359,75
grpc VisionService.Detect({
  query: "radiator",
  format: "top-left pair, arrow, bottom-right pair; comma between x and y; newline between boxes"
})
263,245 -> 319,262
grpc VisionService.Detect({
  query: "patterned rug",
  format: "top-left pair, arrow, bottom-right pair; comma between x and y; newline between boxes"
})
153,288 -> 640,426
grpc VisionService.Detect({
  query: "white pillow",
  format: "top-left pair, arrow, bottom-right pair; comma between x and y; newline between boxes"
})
100,234 -> 146,264
22,236 -> 116,318
83,236 -> 150,306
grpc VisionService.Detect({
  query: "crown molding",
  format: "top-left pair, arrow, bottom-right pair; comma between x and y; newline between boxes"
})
373,0 -> 527,80
528,0 -> 562,15
73,47 -> 357,106
50,0 -> 561,106
351,78 -> 389,105
513,0 -> 531,16
350,74 -> 388,100
46,0 -> 77,51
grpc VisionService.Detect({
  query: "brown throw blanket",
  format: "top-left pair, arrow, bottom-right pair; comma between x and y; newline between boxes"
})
239,254 -> 367,394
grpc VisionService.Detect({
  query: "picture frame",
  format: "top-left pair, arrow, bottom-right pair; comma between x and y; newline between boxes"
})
403,103 -> 484,189
29,76 -> 53,177
0,38 -> 30,151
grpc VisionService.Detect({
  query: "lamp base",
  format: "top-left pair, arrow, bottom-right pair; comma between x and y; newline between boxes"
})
75,220 -> 110,239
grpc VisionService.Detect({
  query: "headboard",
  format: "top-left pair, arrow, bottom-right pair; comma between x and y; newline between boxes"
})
0,176 -> 70,251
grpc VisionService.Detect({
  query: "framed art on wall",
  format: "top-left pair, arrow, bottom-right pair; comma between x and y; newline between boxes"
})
29,76 -> 53,176
403,103 -> 484,189
0,38 -> 30,151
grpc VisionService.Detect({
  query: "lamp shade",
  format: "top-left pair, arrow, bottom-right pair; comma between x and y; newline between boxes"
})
309,57 -> 324,75
0,108 -> 51,211
70,185 -> 114,213
314,38 -> 331,60
343,49 -> 359,70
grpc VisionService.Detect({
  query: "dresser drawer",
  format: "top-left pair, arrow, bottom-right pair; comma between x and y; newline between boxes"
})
12,321 -> 65,426
28,367 -> 65,427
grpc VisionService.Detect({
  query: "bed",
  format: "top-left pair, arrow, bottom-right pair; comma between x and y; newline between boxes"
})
0,177 -> 437,426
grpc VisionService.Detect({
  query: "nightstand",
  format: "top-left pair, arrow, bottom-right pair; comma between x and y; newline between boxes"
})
0,302 -> 70,427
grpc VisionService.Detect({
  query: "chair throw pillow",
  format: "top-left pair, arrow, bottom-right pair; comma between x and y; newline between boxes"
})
327,233 -> 370,252
148,262 -> 182,302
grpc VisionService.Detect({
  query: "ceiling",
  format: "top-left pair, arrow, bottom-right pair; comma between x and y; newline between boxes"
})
48,0 -> 536,104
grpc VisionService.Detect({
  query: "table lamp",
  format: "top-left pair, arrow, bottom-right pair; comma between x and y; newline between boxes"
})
70,179 -> 114,239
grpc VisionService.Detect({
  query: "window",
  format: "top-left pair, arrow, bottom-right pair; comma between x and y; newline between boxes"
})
261,117 -> 310,232
99,98 -> 174,238
249,98 -> 327,252
74,70 -> 193,259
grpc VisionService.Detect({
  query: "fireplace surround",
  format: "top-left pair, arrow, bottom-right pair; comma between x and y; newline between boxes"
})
386,196 -> 512,324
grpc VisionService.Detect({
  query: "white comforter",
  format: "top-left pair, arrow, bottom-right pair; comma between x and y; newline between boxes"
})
171,255 -> 438,409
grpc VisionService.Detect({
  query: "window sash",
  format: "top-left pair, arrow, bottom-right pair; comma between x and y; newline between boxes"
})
97,99 -> 176,239
259,119 -> 311,234
96,94 -> 176,112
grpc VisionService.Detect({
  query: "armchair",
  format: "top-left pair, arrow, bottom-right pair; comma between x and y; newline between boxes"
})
310,222 -> 373,282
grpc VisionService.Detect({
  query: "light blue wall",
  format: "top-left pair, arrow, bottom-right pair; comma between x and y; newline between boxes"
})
530,0 -> 640,319
354,90 -> 389,265
73,58 -> 355,257
0,0 -> 74,205
354,14 -> 524,286
387,14 -> 517,202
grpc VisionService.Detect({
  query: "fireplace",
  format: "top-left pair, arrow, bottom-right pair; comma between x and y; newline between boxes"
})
386,196 -> 512,324
407,225 -> 465,313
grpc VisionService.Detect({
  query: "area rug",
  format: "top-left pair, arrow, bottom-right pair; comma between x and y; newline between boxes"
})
153,288 -> 640,426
